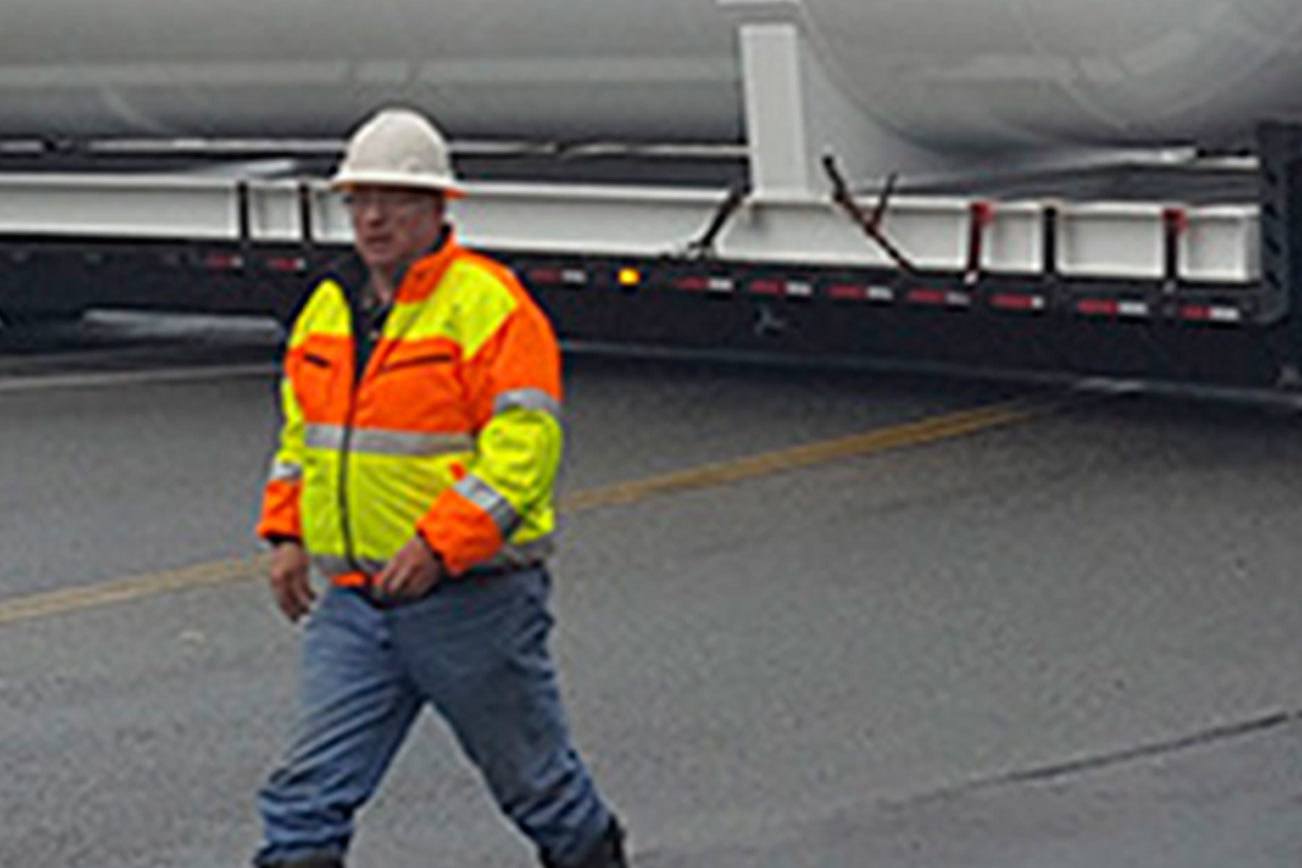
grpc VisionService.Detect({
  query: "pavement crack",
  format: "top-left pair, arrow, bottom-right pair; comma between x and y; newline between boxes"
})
980,709 -> 1296,790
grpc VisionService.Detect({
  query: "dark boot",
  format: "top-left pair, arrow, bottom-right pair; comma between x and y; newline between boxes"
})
541,818 -> 628,868
260,857 -> 345,868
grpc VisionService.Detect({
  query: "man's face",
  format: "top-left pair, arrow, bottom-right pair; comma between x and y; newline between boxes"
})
344,185 -> 445,273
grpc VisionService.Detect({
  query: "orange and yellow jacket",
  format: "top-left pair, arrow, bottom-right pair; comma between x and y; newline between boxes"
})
256,234 -> 562,586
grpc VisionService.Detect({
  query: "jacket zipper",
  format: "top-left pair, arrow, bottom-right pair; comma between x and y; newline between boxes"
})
337,344 -> 363,578
337,258 -> 426,582
337,399 -> 362,578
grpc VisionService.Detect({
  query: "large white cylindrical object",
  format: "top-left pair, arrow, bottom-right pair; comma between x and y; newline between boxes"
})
3,0 -> 1302,151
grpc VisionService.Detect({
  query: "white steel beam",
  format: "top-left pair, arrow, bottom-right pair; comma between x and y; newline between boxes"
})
0,172 -> 1260,283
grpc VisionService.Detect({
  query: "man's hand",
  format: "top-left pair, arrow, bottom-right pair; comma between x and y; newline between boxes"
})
374,536 -> 444,601
268,541 -> 314,622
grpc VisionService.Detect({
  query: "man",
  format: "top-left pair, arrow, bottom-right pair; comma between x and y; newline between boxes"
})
253,107 -> 627,868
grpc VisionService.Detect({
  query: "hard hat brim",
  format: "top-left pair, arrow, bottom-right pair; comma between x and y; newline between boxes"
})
329,169 -> 465,199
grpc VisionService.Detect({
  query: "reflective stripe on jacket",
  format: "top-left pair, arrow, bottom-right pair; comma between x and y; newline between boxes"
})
256,234 -> 563,583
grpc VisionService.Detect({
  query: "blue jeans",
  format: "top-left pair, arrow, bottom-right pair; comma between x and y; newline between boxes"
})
253,567 -> 613,866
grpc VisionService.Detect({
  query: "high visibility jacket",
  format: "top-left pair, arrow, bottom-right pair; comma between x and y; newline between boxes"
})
256,234 -> 563,585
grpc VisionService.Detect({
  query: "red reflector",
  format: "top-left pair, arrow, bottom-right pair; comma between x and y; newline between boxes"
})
827,284 -> 869,301
1076,298 -> 1119,316
1180,304 -> 1212,321
204,253 -> 244,271
266,256 -> 306,273
527,268 -> 562,284
990,293 -> 1045,312
907,288 -> 948,306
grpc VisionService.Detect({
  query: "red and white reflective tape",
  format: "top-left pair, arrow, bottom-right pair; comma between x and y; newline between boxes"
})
1075,298 -> 1150,318
1180,304 -> 1243,324
266,256 -> 307,274
907,288 -> 971,308
989,293 -> 1047,313
826,283 -> 894,302
203,252 -> 245,271
527,267 -> 588,286
749,279 -> 814,298
675,275 -> 735,293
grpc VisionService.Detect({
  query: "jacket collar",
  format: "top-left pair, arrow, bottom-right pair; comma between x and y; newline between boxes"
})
387,226 -> 455,304
332,224 -> 458,309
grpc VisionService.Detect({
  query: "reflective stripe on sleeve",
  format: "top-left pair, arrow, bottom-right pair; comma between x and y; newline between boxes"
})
304,424 -> 474,456
268,459 -> 303,483
493,388 -> 562,421
453,475 -> 521,536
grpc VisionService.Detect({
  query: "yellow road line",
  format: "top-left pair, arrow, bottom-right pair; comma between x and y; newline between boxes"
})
0,394 -> 1066,627
559,397 -> 1050,512
0,556 -> 270,627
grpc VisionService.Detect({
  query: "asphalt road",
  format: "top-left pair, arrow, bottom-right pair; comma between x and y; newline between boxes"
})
1,313 -> 1300,867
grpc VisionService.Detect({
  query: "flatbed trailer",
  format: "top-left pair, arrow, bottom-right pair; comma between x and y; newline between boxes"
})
3,125 -> 1301,388
3,3 -> 1302,390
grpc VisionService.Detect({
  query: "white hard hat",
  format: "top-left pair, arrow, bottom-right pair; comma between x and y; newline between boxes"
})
330,107 -> 464,197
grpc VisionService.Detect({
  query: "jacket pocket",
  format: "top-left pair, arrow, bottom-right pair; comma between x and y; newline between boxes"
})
302,352 -> 333,369
379,352 -> 455,375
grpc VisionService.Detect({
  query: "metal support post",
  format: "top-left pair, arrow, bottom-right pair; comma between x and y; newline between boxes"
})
1257,122 -> 1302,385
718,0 -> 942,199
